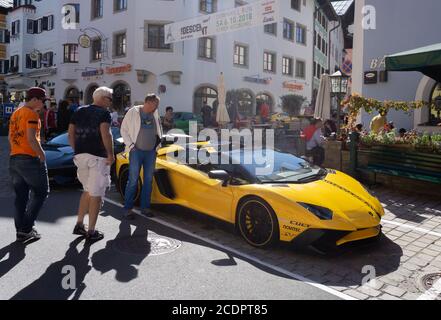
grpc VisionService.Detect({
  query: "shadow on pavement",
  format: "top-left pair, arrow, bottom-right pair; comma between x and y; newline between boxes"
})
91,219 -> 151,283
2,187 -> 404,298
103,203 -> 403,288
10,237 -> 91,300
0,242 -> 26,279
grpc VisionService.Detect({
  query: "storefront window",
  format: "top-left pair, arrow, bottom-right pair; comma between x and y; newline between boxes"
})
194,86 -> 218,116
430,83 -> 441,126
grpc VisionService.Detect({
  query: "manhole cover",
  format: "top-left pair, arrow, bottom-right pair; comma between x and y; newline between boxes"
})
113,233 -> 182,256
421,273 -> 441,291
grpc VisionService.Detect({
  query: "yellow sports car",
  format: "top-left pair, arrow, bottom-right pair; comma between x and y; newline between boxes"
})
116,143 -> 384,251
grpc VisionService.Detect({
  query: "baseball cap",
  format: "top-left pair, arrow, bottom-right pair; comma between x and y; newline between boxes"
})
27,87 -> 49,102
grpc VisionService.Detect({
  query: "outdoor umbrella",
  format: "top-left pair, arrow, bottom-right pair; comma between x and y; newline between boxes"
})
216,72 -> 230,127
386,43 -> 441,82
314,73 -> 332,120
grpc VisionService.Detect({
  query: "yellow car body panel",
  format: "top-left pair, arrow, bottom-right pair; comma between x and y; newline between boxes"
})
116,145 -> 384,247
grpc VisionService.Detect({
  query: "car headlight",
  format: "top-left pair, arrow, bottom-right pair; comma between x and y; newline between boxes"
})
298,203 -> 333,220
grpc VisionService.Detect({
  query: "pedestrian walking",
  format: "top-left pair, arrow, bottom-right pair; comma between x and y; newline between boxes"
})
120,94 -> 163,220
68,87 -> 114,243
8,87 -> 50,243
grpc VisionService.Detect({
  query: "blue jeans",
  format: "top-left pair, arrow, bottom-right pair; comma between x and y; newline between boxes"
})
9,155 -> 50,233
124,149 -> 157,210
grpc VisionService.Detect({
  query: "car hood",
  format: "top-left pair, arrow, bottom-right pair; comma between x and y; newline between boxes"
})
267,170 -> 384,228
44,145 -> 74,163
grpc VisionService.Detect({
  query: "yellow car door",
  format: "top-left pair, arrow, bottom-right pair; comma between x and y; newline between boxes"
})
169,161 -> 236,223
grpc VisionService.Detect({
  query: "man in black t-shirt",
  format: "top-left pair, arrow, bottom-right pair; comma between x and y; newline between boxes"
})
68,87 -> 114,243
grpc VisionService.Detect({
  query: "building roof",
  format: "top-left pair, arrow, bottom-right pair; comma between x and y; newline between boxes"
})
316,0 -> 339,21
331,0 -> 354,16
0,0 -> 11,8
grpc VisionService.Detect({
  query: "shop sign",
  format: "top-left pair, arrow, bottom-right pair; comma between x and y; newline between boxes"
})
370,56 -> 387,70
244,76 -> 271,85
82,69 -> 104,78
106,64 -> 132,75
35,80 -> 56,88
2,103 -> 15,116
164,0 -> 279,44
78,34 -> 92,49
364,71 -> 378,84
283,81 -> 304,91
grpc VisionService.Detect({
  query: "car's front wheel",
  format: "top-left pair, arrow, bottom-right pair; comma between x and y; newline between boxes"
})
116,166 -> 141,205
237,197 -> 279,248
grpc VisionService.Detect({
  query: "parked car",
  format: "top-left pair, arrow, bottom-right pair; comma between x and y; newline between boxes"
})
44,127 -> 125,184
116,142 -> 385,251
173,112 -> 203,134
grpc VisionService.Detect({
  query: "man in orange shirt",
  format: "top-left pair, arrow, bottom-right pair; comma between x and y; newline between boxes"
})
9,87 -> 50,243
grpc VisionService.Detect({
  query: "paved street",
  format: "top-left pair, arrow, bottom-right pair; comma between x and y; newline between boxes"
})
0,136 -> 440,300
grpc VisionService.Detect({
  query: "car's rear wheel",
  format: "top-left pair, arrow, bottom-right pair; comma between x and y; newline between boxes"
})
117,166 -> 141,205
237,197 -> 279,248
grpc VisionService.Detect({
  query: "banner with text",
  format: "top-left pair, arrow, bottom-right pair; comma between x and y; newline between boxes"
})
164,0 -> 279,44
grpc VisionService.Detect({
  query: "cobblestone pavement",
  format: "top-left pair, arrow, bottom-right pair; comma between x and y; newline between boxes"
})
1,136 -> 440,300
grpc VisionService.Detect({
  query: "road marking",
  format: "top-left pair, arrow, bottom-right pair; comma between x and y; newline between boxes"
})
103,197 -> 357,301
417,278 -> 441,300
382,219 -> 441,238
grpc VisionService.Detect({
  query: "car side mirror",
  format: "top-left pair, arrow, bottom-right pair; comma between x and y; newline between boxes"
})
208,170 -> 230,187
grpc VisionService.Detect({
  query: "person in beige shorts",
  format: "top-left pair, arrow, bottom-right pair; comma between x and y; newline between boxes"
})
73,154 -> 111,198
68,87 -> 114,242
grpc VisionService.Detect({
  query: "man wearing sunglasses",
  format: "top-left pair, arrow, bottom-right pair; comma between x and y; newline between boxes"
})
121,94 -> 163,219
68,87 -> 114,242
8,87 -> 50,243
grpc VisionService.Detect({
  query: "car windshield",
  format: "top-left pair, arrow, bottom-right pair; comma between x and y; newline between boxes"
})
228,149 -> 327,183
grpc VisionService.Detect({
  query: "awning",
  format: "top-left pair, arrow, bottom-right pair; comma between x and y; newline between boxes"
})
385,43 -> 441,82
4,74 -> 34,90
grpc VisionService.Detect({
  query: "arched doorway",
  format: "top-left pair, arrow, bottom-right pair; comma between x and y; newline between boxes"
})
256,92 -> 274,114
430,83 -> 441,126
65,86 -> 80,104
85,84 -> 99,105
237,89 -> 254,117
193,85 -> 218,115
112,82 -> 131,112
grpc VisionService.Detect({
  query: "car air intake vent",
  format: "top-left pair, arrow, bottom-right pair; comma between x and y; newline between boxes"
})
327,169 -> 336,174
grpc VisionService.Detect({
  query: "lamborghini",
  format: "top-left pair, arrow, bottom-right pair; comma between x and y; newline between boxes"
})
116,142 -> 384,250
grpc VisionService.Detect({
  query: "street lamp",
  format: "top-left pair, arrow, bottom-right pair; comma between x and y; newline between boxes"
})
330,70 -> 349,135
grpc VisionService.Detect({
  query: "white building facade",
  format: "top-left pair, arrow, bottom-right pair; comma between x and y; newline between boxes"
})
5,0 -> 318,117
352,0 -> 441,133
